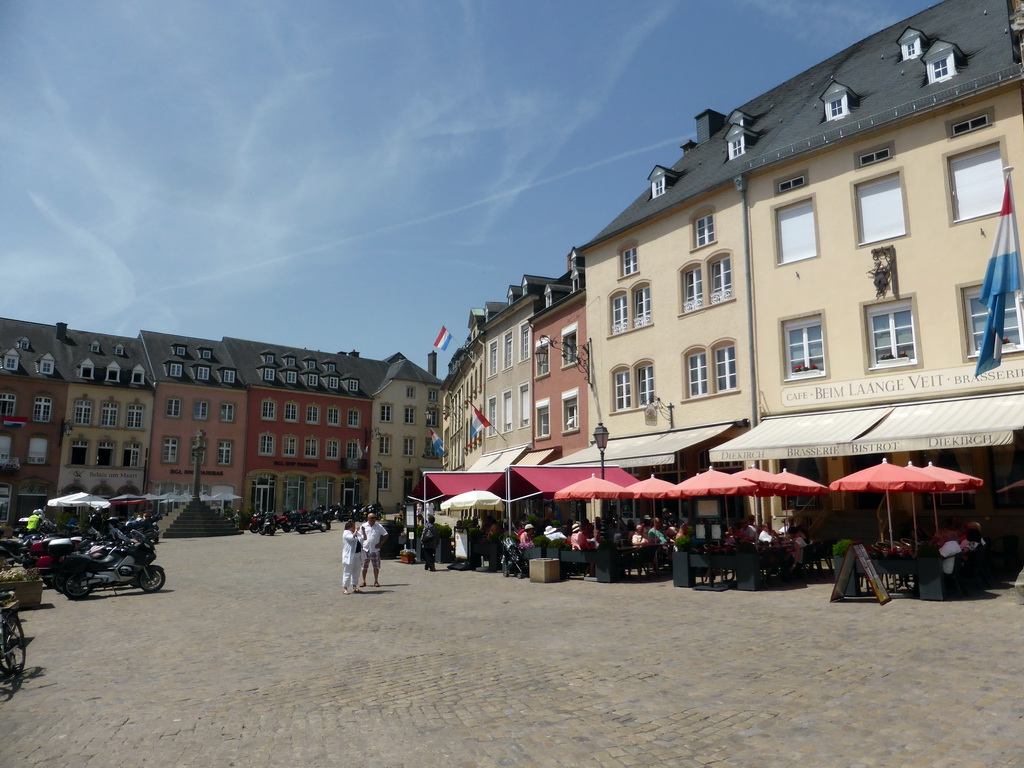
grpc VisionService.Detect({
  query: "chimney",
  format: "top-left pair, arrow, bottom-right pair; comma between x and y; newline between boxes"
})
349,349 -> 359,358
56,322 -> 68,342
680,139 -> 697,155
427,350 -> 437,377
694,109 -> 726,144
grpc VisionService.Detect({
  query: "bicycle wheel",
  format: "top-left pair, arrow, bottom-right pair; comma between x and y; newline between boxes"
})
0,610 -> 26,675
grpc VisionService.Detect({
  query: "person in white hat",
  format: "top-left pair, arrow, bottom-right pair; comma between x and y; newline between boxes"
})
543,524 -> 566,542
518,522 -> 534,547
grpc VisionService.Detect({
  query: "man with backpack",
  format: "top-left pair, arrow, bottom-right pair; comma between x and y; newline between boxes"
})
420,514 -> 438,572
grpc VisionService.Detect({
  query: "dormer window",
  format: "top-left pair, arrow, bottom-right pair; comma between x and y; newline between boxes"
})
307,373 -> 319,387
195,366 -> 210,381
174,344 -> 186,356
325,362 -> 336,373
347,379 -> 359,392
222,369 -> 236,384
80,359 -> 95,379
262,368 -> 275,381
286,371 -> 297,384
105,363 -> 120,382
728,133 -> 745,160
327,376 -> 339,389
131,366 -> 145,385
284,356 -> 296,366
898,28 -> 926,61
200,348 -> 211,359
16,338 -> 29,350
652,176 -> 665,198
39,355 -> 54,375
821,81 -> 856,122
114,343 -> 125,356
571,269 -> 581,293
89,341 -> 101,354
923,41 -> 959,85
262,353 -> 275,364
168,362 -> 183,377
3,351 -> 18,371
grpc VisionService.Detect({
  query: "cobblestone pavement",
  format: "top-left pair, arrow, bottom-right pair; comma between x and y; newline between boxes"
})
3,531 -> 1024,768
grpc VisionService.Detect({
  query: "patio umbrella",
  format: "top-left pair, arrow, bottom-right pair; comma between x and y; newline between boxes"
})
553,475 -> 633,500
829,459 -> 946,548
734,467 -> 782,498
908,462 -> 982,535
763,468 -> 830,497
109,493 -> 147,505
47,492 -> 111,509
211,492 -> 242,501
440,489 -> 504,511
624,476 -> 679,498
672,468 -> 758,498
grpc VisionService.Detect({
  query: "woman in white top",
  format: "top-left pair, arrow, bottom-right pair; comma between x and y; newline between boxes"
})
341,520 -> 365,594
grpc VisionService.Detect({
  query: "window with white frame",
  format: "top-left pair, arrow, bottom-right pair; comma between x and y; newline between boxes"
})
405,386 -> 415,399
380,404 -> 392,422
428,389 -> 437,402
561,330 -> 578,366
131,367 -> 145,385
174,344 -> 186,356
3,353 -> 17,371
165,398 -> 180,418
859,148 -> 891,167
259,434 -> 274,456
0,394 -> 14,417
489,340 -> 498,376
487,397 -> 497,436
622,246 -> 638,276
633,285 -> 651,328
826,95 -> 848,121
636,364 -> 655,406
536,401 -> 550,438
347,379 -> 359,392
307,373 -> 319,388
33,396 -> 52,423
776,200 -> 817,264
519,384 -> 530,427
121,442 -> 140,467
218,402 -> 234,423
950,145 -> 1003,221
426,409 -> 438,428
282,436 -> 297,458
222,369 -> 236,384
326,376 -> 339,389
403,436 -> 415,457
652,176 -> 665,198
562,393 -> 579,432
261,399 -> 277,420
868,301 -> 916,365
162,437 -> 179,463
695,213 -> 715,248
70,439 -> 87,465
379,435 -> 391,455
348,409 -> 360,427
96,441 -> 115,467
857,175 -> 906,244
28,437 -> 47,464
127,403 -> 144,428
168,362 -> 182,378
715,346 -> 737,392
951,114 -> 990,138
901,37 -> 921,60
195,366 -> 209,381
0,434 -> 10,458
283,402 -> 298,422
683,267 -> 703,312
403,406 -> 415,425
80,360 -> 94,379
614,368 -> 632,411
101,401 -> 119,427
326,439 -> 340,460
519,323 -> 531,361
709,257 -> 732,304
965,287 -> 1022,354
327,407 -> 340,426
378,469 -> 391,492
503,332 -> 513,370
304,438 -> 319,459
217,440 -> 232,466
39,357 -> 54,375
346,441 -> 360,460
285,371 -> 297,384
926,49 -> 955,84
785,317 -> 825,376
75,399 -> 93,424
687,352 -> 708,397
306,404 -> 320,424
90,341 -> 101,353
262,368 -> 275,382
536,340 -> 550,376
502,391 -> 512,432
611,293 -> 629,334
728,135 -> 745,160
194,400 -> 208,420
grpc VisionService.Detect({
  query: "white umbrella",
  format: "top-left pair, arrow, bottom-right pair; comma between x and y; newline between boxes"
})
440,490 -> 504,511
212,492 -> 242,501
47,492 -> 111,509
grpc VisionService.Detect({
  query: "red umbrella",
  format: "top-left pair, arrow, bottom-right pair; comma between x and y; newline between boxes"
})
624,476 -> 679,499
907,462 -> 982,536
673,468 -> 758,498
734,467 -> 780,498
766,468 -> 830,496
554,475 -> 633,500
830,459 -> 947,547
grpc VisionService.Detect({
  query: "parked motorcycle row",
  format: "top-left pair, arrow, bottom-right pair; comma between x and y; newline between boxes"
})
0,514 -> 166,601
249,506 -> 335,535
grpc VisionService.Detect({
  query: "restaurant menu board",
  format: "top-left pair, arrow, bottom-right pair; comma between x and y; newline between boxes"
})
454,531 -> 469,560
830,542 -> 892,605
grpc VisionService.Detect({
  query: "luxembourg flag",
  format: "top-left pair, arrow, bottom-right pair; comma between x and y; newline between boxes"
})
975,174 -> 1023,376
469,404 -> 492,440
429,428 -> 446,456
2,416 -> 27,429
433,326 -> 453,351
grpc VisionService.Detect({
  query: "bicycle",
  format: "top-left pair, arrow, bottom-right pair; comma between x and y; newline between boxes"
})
0,590 -> 26,675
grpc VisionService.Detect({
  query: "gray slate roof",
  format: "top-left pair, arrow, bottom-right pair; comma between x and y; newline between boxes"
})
583,0 -> 1019,249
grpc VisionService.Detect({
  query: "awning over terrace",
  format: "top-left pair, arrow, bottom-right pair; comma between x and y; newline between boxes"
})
551,424 -> 734,468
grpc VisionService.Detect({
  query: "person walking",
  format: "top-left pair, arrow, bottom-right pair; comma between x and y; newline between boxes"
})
420,514 -> 438,572
341,520 -> 364,595
357,512 -> 388,588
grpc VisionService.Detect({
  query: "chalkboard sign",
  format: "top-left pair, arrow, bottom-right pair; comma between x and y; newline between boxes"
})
830,541 -> 891,605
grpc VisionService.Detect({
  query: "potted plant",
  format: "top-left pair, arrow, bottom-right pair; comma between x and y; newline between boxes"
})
673,535 -> 693,588
434,524 -> 454,563
526,534 -> 550,560
399,549 -> 417,565
0,566 -> 44,608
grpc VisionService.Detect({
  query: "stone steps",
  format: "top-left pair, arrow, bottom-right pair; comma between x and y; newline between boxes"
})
162,501 -> 242,538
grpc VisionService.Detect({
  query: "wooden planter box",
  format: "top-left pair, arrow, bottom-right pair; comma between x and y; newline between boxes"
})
0,579 -> 44,608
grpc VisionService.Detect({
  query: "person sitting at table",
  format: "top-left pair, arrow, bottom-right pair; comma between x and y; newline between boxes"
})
740,515 -> 758,542
646,518 -> 668,545
787,526 -> 809,576
519,523 -> 534,547
571,521 -> 596,550
631,523 -> 648,547
543,524 -> 566,542
665,524 -> 679,541
757,522 -> 777,545
936,530 -> 962,574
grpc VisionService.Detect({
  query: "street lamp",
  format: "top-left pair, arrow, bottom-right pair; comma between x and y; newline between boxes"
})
535,335 -> 593,385
373,460 -> 382,505
593,422 -> 609,479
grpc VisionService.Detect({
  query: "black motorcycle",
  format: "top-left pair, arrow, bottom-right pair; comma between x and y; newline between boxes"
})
59,529 -> 166,600
258,512 -> 277,536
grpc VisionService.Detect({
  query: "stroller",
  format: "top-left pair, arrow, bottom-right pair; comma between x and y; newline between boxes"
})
501,537 -> 528,579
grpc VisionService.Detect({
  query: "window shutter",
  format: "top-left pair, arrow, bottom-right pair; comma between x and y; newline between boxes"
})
951,146 -> 1002,221
858,176 -> 905,243
778,202 -> 816,263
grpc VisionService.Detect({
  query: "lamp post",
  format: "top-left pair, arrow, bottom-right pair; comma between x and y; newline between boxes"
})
373,460 -> 382,506
593,422 -> 609,479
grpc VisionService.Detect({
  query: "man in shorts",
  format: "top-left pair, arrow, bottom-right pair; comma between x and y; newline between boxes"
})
358,512 -> 389,587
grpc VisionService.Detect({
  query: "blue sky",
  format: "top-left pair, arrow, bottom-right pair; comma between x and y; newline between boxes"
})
0,0 -> 937,369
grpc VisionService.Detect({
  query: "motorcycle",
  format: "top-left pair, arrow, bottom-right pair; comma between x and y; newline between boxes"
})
59,529 -> 166,600
258,512 -> 277,536
275,512 -> 293,533
295,509 -> 329,534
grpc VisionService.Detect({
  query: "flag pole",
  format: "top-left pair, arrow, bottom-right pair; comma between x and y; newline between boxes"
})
1006,167 -> 1024,340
